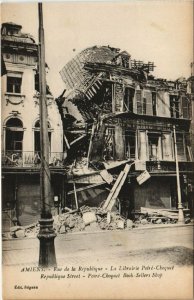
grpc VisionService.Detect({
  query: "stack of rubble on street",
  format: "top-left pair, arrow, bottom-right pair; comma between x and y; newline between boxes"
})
4,223 -> 40,239
4,205 -> 134,239
3,205 -> 191,240
134,207 -> 191,225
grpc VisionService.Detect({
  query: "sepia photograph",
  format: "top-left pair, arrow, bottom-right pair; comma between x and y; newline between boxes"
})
1,1 -> 194,299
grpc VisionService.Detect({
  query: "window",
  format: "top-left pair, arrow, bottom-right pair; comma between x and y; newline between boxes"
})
143,90 -> 153,115
124,88 -> 134,112
162,133 -> 173,161
7,76 -> 22,93
125,131 -> 135,159
148,133 -> 162,161
121,56 -> 129,68
5,118 -> 23,151
170,95 -> 180,118
142,97 -> 146,115
136,89 -> 143,114
34,120 -> 51,153
104,127 -> 115,160
113,83 -> 124,112
181,96 -> 190,119
176,133 -> 186,161
135,89 -> 151,115
152,92 -> 157,116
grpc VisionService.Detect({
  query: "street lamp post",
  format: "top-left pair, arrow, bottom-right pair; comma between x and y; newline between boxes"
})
37,3 -> 57,267
173,125 -> 185,224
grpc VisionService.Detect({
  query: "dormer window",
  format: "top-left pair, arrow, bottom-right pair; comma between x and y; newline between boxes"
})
1,23 -> 22,36
121,56 -> 129,68
7,73 -> 22,94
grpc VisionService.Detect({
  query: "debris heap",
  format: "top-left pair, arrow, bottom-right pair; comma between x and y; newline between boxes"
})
3,205 -> 191,240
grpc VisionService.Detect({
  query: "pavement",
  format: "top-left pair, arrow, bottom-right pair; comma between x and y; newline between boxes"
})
2,224 -> 193,300
2,223 -> 193,267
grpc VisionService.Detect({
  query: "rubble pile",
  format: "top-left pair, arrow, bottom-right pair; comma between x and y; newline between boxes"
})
3,206 -> 191,240
134,207 -> 191,225
5,206 -> 136,239
53,212 -> 85,233
6,223 -> 40,239
79,206 -> 133,231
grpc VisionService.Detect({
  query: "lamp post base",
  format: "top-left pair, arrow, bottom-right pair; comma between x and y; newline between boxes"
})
178,205 -> 185,225
37,217 -> 57,267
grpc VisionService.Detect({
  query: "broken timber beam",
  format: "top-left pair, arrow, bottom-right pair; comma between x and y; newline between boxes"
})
73,182 -> 79,210
87,122 -> 96,167
70,134 -> 86,146
67,182 -> 106,195
103,164 -> 130,211
140,207 -> 179,219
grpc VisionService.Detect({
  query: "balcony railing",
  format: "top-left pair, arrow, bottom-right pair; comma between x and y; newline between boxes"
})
2,151 -> 65,168
146,160 -> 193,173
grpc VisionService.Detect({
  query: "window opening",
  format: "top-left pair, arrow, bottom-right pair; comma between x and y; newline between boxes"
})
142,97 -> 146,115
170,95 -> 180,118
34,120 -> 51,153
148,133 -> 160,161
136,90 -> 143,114
181,96 -> 190,119
152,92 -> 157,116
7,76 -> 22,93
176,133 -> 186,161
125,131 -> 135,159
124,88 -> 134,112
104,127 -> 115,160
5,118 -> 23,152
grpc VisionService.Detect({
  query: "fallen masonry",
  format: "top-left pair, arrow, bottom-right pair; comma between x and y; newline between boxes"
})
3,205 -> 191,239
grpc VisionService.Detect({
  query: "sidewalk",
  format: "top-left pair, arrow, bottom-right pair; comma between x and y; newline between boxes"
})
2,224 -> 193,267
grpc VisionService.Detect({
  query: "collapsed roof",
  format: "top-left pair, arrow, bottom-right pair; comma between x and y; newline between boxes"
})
60,46 -> 121,94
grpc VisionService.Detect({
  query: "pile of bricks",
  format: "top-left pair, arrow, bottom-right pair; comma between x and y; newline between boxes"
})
6,206 -> 137,239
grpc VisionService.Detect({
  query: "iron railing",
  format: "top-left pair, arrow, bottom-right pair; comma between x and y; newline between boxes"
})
2,151 -> 65,168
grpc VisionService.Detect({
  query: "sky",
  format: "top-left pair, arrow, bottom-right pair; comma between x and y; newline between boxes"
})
2,1 -> 193,97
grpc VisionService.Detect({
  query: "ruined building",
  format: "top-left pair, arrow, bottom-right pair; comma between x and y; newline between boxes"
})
57,45 -> 194,218
1,24 -> 193,231
1,23 -> 65,229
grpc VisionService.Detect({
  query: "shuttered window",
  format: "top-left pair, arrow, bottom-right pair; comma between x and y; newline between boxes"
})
138,131 -> 148,160
124,87 -> 134,112
144,90 -> 153,116
176,133 -> 186,161
162,133 -> 173,161
181,96 -> 190,119
136,90 -> 143,114
152,92 -> 157,116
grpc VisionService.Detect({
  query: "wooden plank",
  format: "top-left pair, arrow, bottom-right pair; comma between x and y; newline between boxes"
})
140,207 -> 179,219
64,134 -> 70,149
67,182 -> 106,195
187,146 -> 193,161
87,122 -> 96,166
106,164 -> 130,211
102,170 -> 125,209
103,164 -> 130,211
73,182 -> 79,210
70,134 -> 86,146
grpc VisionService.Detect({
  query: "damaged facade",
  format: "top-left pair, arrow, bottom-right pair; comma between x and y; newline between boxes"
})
1,23 -> 64,230
1,23 -> 193,233
57,45 -> 194,220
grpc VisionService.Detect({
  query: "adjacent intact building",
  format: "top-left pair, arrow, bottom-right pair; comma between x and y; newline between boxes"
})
57,45 -> 194,217
1,22 -> 65,229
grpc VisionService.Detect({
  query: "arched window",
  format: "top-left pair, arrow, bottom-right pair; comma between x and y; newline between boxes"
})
34,120 -> 51,153
5,118 -> 23,151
